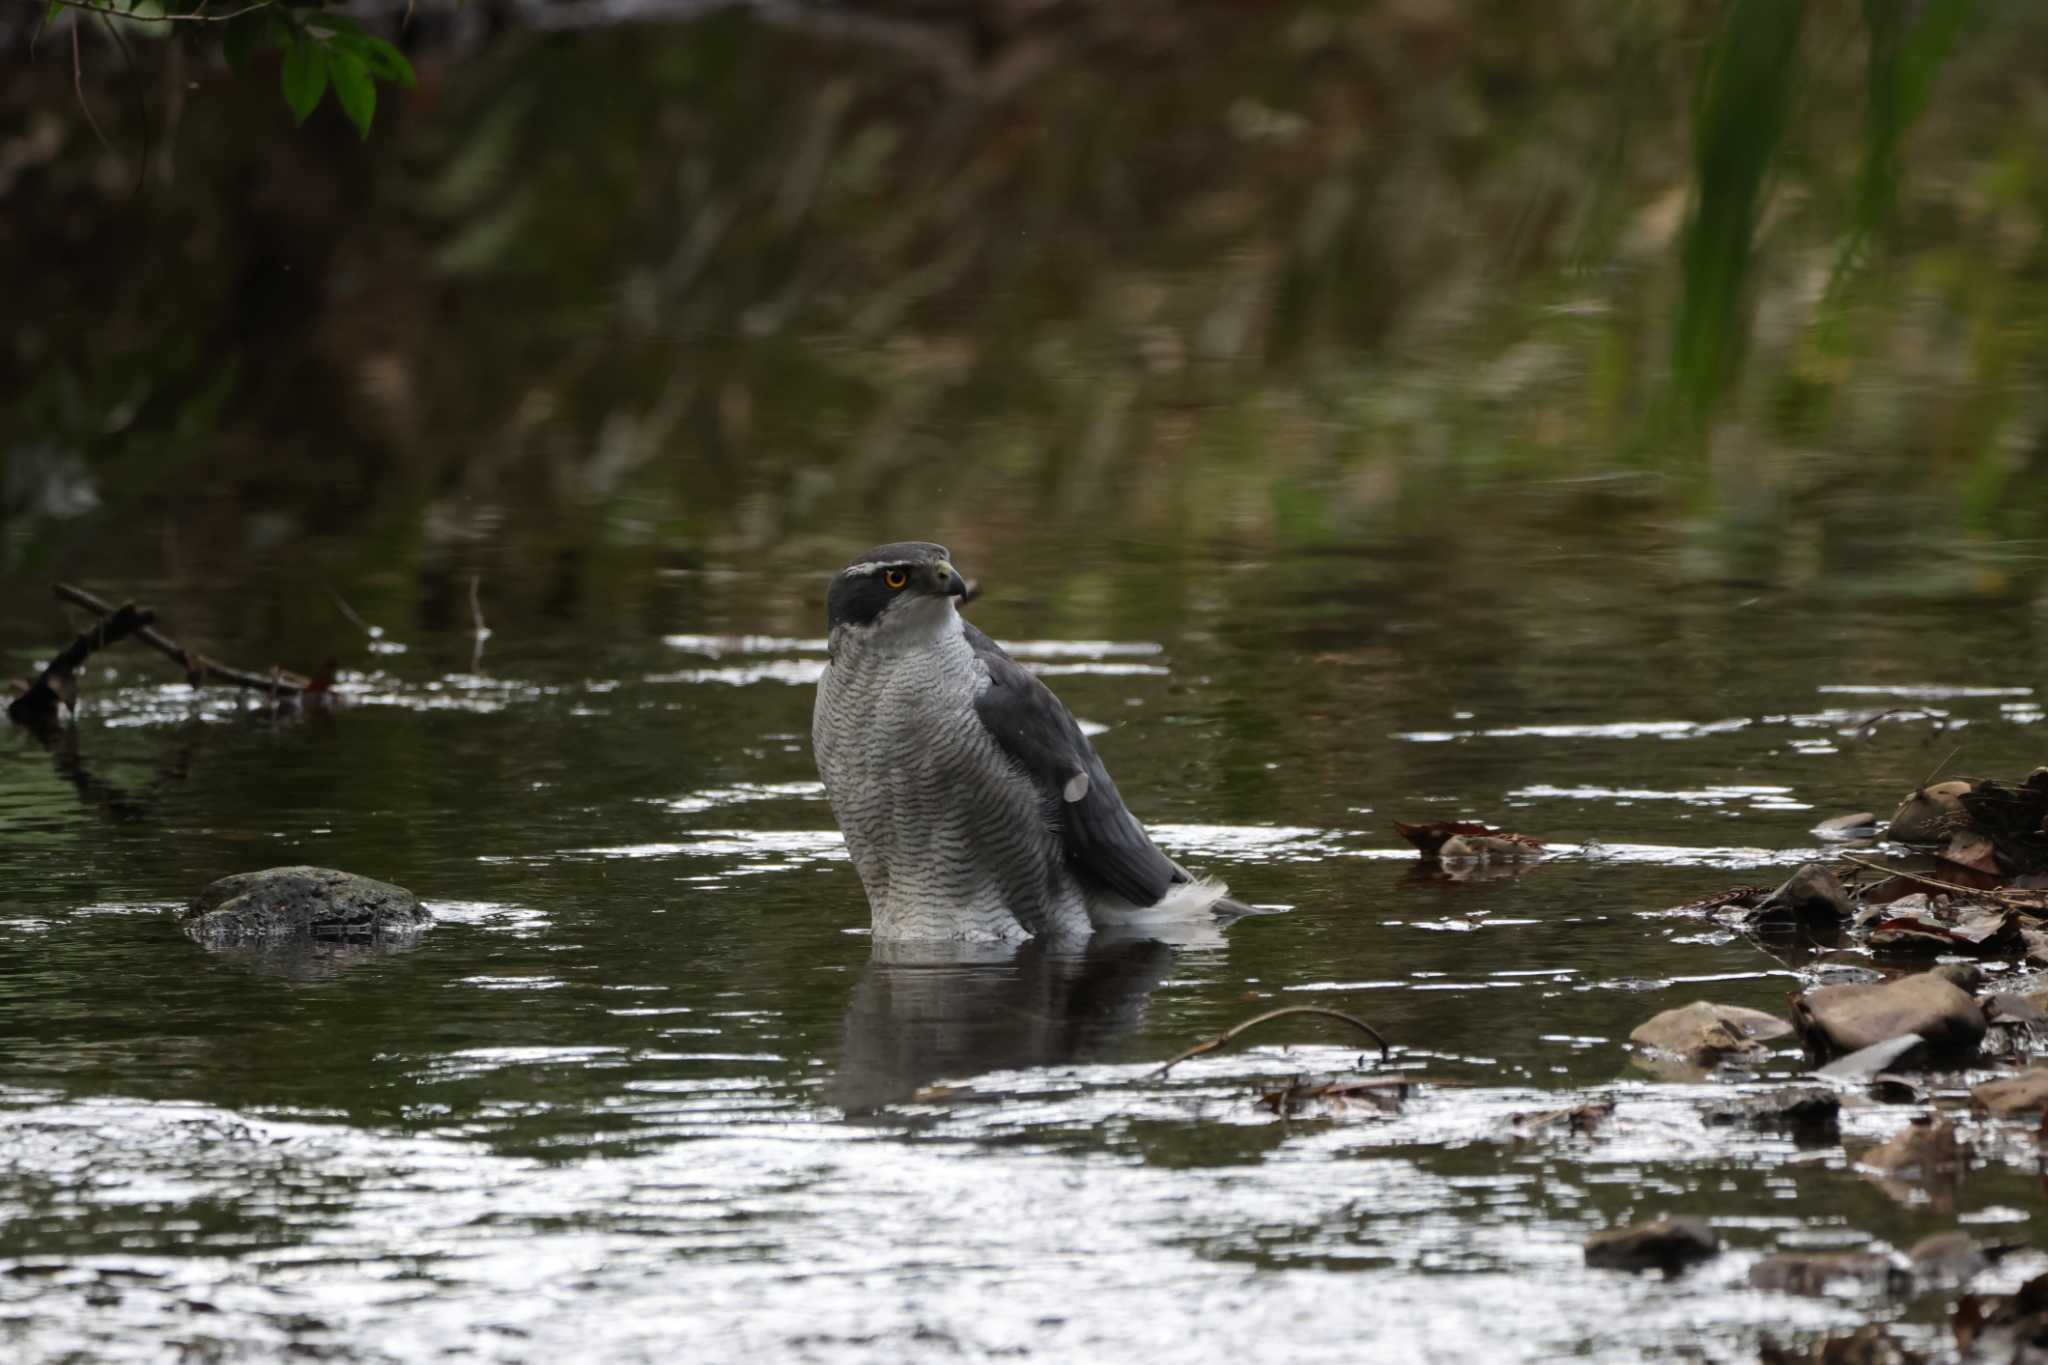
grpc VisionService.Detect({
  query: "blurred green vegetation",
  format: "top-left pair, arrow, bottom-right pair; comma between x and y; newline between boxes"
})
2,0 -> 2046,597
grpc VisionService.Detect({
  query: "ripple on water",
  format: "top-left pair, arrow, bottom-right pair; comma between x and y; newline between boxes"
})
1816,683 -> 2032,699
428,901 -> 553,938
454,975 -> 570,991
2,1025 -> 2037,1365
659,781 -> 827,815
1509,783 -> 1799,808
1395,718 -> 1743,742
649,634 -> 1170,687
421,1046 -> 632,1080
1148,823 -> 1357,862
646,660 -> 827,687
662,634 -> 1162,660
571,830 -> 849,868
81,672 -> 569,728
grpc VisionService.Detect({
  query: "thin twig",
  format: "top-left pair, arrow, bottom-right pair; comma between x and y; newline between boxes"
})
98,8 -> 147,201
8,601 -> 155,724
467,573 -> 490,638
1151,1006 -> 1391,1078
1835,852 -> 2047,912
327,588 -> 378,638
1855,706 -> 1947,739
47,0 -> 277,24
55,582 -> 311,695
71,25 -> 112,157
1918,742 -> 1964,793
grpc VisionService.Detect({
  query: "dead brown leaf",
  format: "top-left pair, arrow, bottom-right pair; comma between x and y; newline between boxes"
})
1865,900 -> 2028,956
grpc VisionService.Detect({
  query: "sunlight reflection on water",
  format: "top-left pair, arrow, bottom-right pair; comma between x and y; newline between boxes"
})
9,565 -> 2048,1364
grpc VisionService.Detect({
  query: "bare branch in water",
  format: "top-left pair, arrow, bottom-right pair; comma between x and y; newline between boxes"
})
1151,1005 -> 1391,1078
54,582 -> 316,696
8,600 -> 155,725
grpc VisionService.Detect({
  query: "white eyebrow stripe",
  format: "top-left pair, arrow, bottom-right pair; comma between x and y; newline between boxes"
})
840,562 -> 900,576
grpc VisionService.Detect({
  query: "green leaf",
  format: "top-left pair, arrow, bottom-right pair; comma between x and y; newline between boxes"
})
1670,0 -> 1805,428
360,36 -> 417,88
281,36 -> 328,125
329,49 -> 376,139
43,0 -> 61,28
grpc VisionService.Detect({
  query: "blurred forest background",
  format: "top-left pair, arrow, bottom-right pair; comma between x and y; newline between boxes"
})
4,0 -> 2047,605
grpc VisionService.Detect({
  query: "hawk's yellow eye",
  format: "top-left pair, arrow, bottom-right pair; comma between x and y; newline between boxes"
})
883,569 -> 909,590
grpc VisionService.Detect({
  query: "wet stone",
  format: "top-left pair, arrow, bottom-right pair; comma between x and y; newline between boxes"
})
180,866 -> 430,948
1908,1231 -> 2010,1288
1970,1068 -> 2048,1117
1985,993 -> 2048,1027
1813,812 -> 1881,841
1582,1218 -> 1719,1276
1629,1002 -> 1792,1064
1793,970 -> 1986,1063
1888,780 -> 1975,844
1698,1086 -> 1840,1142
1931,962 -> 1984,992
1752,863 -> 1853,925
1813,1034 -> 1927,1081
1861,1115 -> 1962,1179
1758,1324 -> 1926,1365
1747,1251 -> 1912,1299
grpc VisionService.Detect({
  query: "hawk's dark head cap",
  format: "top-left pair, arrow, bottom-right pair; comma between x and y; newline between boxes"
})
826,541 -> 967,629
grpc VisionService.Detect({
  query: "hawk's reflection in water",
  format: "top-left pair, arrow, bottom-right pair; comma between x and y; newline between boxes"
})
831,936 -> 1176,1114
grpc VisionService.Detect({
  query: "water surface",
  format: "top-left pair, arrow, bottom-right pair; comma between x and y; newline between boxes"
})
2,529 -> 2044,1361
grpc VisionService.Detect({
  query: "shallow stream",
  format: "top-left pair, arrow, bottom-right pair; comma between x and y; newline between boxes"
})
3,527 -> 2044,1361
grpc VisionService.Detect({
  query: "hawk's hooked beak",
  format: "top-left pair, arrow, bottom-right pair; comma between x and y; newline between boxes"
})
933,560 -> 968,598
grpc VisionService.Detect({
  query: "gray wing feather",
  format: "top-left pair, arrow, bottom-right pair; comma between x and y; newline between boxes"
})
964,622 -> 1185,907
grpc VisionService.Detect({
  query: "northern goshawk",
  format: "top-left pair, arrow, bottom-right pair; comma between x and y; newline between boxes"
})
811,541 -> 1235,942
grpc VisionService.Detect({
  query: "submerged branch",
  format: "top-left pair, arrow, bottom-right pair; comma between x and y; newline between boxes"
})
8,599 -> 155,724
1151,1005 -> 1392,1078
54,582 -> 315,695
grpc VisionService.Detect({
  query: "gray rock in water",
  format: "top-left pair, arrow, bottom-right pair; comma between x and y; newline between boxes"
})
1752,863 -> 1852,925
1905,1230 -> 2024,1290
1814,1033 -> 1926,1080
1583,1218 -> 1720,1276
1812,811 -> 1880,841
1629,1001 -> 1793,1064
1971,1067 -> 2048,1117
181,866 -> 430,948
1699,1086 -> 1841,1142
1792,970 -> 1985,1063
1757,1324 -> 1925,1365
1748,1249 -> 1912,1298
1861,1115 -> 1962,1179
1887,780 -> 1974,844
